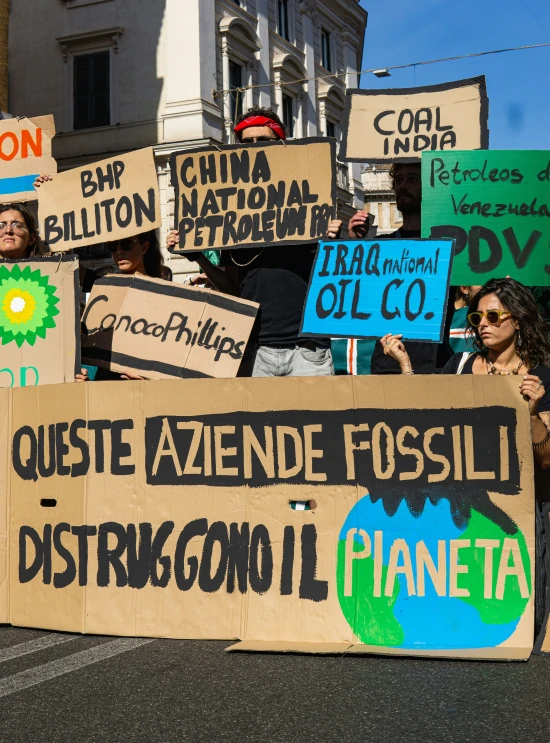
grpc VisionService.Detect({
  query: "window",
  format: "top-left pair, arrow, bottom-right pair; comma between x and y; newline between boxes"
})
277,0 -> 290,41
229,60 -> 243,123
230,0 -> 242,5
321,29 -> 332,71
282,94 -> 294,138
73,51 -> 111,130
326,120 -> 335,138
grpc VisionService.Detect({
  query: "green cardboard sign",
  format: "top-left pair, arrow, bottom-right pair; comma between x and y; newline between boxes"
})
422,151 -> 550,284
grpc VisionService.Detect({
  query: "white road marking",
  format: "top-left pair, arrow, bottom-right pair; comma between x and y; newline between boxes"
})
0,633 -> 78,663
0,637 -> 154,698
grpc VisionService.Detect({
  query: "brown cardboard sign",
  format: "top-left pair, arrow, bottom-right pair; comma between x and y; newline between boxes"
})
38,147 -> 161,252
0,256 -> 79,388
169,138 -> 337,252
1,376 -> 536,659
533,503 -> 550,655
81,274 -> 258,379
341,77 -> 489,163
0,115 -> 57,203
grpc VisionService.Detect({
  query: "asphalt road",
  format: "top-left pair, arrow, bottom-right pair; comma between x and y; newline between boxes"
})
0,627 -> 548,743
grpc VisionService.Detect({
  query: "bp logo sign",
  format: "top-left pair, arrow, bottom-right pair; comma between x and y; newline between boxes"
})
337,493 -> 531,650
0,264 -> 60,347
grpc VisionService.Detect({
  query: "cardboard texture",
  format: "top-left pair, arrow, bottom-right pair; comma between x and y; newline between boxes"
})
38,148 -> 161,252
0,256 -> 79,389
533,503 -> 550,654
0,375 -> 537,659
341,77 -> 489,163
422,150 -> 550,285
0,115 -> 57,202
300,238 -> 454,342
170,138 -> 337,252
81,274 -> 259,379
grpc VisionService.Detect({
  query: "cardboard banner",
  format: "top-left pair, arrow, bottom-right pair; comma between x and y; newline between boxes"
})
81,274 -> 258,379
0,115 -> 57,202
170,138 -> 337,252
0,376 -> 536,659
533,503 -> 550,655
422,150 -> 550,285
0,256 -> 79,388
38,148 -> 161,252
301,238 -> 454,342
341,77 -> 489,163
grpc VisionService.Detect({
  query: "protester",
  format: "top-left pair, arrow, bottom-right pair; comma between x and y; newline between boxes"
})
347,162 -> 454,374
0,203 -> 45,259
167,105 -> 342,377
449,285 -> 483,354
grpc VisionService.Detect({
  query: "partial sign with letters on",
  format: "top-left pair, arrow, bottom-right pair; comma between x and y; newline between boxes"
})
301,239 -> 454,342
422,150 -> 550,285
0,255 -> 79,387
169,138 -> 337,252
81,274 -> 259,379
341,77 -> 489,163
0,115 -> 57,202
38,147 -> 161,252
0,375 -> 536,659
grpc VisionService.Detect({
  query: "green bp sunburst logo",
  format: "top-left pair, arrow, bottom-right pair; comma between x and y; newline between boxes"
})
0,264 -> 60,347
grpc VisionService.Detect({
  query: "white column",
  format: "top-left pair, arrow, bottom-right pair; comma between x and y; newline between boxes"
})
341,31 -> 364,208
221,38 -> 232,142
319,100 -> 327,136
299,2 -> 317,135
256,0 -> 271,108
163,0 -> 222,141
274,71 -> 283,116
296,91 -> 304,139
246,62 -> 254,110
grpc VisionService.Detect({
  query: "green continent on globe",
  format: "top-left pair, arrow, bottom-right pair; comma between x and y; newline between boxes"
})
458,509 -> 531,624
336,538 -> 404,646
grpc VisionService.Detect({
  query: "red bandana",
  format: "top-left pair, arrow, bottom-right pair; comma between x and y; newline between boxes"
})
234,115 -> 286,141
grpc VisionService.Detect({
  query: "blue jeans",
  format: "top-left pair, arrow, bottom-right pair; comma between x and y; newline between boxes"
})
240,343 -> 334,378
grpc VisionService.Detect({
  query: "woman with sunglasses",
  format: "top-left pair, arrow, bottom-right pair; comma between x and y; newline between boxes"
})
381,278 -> 550,465
0,203 -> 45,259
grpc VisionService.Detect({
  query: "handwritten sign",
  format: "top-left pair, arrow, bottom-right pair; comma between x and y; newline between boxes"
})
38,147 -> 161,252
81,274 -> 258,379
169,138 -> 336,252
301,239 -> 453,342
422,150 -> 550,284
341,78 -> 488,163
0,115 -> 57,201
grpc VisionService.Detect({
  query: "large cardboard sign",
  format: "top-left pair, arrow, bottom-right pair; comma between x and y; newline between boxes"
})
170,138 -> 337,253
341,78 -> 489,163
422,150 -> 550,285
81,274 -> 258,379
301,239 -> 454,342
533,503 -> 550,655
0,115 -> 57,202
38,148 -> 161,252
0,256 -> 79,388
0,376 -> 536,659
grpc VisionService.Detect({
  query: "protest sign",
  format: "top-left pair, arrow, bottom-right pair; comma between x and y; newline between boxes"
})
169,138 -> 337,252
0,115 -> 57,202
422,150 -> 550,285
38,147 -> 161,252
81,274 -> 258,379
533,503 -> 550,655
0,375 -> 536,659
341,77 -> 489,163
0,256 -> 79,388
301,238 -> 454,342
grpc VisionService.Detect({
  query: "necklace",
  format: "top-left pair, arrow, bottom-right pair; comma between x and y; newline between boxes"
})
486,358 -> 523,376
230,248 -> 264,267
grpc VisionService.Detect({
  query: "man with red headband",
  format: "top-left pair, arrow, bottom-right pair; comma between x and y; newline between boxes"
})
167,106 -> 342,377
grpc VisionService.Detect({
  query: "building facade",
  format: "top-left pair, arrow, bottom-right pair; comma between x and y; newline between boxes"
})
0,0 -> 8,112
361,164 -> 403,236
7,0 -> 367,278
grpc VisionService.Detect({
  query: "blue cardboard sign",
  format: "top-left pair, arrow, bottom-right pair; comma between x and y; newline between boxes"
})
300,239 -> 454,342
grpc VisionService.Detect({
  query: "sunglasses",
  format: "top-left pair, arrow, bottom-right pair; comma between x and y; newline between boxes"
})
241,136 -> 277,143
108,239 -> 142,253
467,310 -> 512,327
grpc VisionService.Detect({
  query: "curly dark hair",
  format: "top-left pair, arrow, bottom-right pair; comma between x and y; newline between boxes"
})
234,106 -> 286,140
0,202 -> 46,256
389,162 -> 421,191
468,278 -> 550,368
